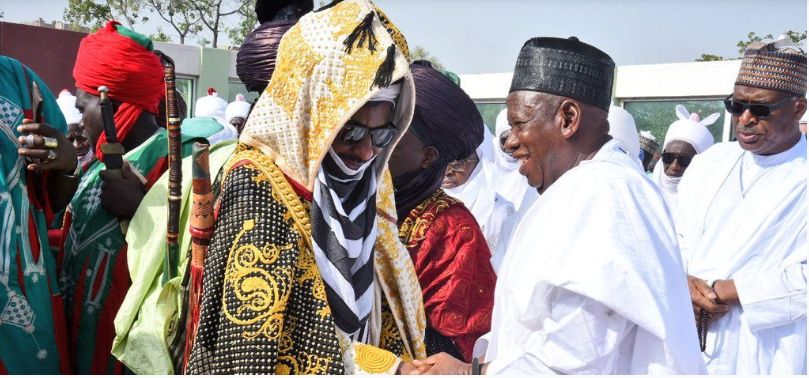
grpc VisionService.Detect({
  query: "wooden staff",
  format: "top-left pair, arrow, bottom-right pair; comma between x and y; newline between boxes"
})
155,50 -> 182,283
182,142 -> 214,373
98,86 -> 124,177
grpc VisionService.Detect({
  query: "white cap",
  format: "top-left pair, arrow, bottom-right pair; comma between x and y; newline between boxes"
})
663,104 -> 717,154
56,89 -> 82,125
607,106 -> 641,159
195,88 -> 228,120
225,94 -> 251,123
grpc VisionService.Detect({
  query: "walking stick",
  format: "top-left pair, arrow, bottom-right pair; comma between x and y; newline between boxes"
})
156,50 -> 182,283
182,142 -> 214,373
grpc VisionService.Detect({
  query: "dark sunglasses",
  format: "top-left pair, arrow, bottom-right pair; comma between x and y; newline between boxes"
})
336,122 -> 397,148
661,152 -> 692,167
723,94 -> 796,119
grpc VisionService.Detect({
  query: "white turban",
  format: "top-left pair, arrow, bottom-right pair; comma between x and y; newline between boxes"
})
56,89 -> 82,125
607,106 -> 641,159
663,105 -> 717,153
225,94 -> 251,123
194,88 -> 228,120
495,108 -> 510,138
369,83 -> 401,107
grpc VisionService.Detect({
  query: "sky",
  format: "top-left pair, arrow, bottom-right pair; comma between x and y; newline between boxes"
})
3,0 -> 807,74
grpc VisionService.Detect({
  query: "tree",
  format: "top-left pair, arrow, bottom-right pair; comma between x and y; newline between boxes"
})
143,0 -> 202,44
226,2 -> 257,48
696,30 -> 807,61
190,0 -> 249,48
409,45 -> 446,72
150,26 -> 172,43
63,0 -> 144,31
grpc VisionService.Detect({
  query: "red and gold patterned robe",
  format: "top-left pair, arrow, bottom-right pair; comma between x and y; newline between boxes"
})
398,190 -> 496,362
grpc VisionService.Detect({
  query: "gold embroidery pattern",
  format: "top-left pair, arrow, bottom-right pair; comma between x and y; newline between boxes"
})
374,6 -> 409,60
354,344 -> 397,374
399,190 -> 461,249
372,171 -> 428,360
223,220 -> 295,340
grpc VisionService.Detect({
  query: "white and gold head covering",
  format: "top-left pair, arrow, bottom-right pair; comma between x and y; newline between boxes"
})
239,0 -> 415,192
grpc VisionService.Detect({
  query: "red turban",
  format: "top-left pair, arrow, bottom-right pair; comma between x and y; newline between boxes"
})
73,21 -> 164,161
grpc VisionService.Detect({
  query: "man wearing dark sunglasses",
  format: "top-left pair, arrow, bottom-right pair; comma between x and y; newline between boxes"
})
651,105 -> 717,213
676,38 -> 807,375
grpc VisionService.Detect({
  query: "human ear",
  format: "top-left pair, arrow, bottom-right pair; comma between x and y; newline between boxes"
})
422,146 -> 439,169
559,100 -> 581,139
793,97 -> 807,123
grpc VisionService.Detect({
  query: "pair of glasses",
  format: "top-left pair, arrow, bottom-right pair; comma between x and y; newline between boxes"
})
661,153 -> 692,167
448,158 -> 478,172
336,122 -> 397,148
723,94 -> 796,119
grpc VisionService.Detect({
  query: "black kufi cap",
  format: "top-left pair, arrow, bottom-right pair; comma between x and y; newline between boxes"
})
510,36 -> 615,111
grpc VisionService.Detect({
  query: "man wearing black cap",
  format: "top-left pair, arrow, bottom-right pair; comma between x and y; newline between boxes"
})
677,37 -> 807,375
388,62 -> 496,364
412,37 -> 704,375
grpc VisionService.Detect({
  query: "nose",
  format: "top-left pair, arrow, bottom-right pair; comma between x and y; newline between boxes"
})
670,158 -> 681,171
504,127 -> 519,150
738,109 -> 758,126
73,139 -> 82,149
352,134 -> 375,162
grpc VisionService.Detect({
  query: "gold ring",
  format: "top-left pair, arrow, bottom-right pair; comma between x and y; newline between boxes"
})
43,137 -> 58,149
46,150 -> 57,162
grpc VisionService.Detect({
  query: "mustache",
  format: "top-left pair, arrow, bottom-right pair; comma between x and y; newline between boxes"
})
736,123 -> 760,135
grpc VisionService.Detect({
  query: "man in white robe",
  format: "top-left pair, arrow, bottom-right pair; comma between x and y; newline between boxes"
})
677,37 -> 807,375
652,104 -> 716,213
444,127 -> 518,273
412,36 -> 705,375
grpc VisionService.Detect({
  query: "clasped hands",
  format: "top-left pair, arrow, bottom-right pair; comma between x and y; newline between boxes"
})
687,275 -> 740,325
398,353 -> 480,375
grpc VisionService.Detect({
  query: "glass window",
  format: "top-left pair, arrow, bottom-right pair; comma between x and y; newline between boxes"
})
474,103 -> 507,134
624,99 -> 726,154
176,76 -> 195,119
228,81 -> 260,104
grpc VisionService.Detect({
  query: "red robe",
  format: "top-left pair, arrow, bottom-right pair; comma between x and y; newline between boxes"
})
398,190 -> 496,362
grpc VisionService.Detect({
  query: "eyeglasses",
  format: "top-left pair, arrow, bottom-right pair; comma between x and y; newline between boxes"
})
661,152 -> 693,167
447,158 -> 479,172
723,94 -> 796,119
336,122 -> 397,148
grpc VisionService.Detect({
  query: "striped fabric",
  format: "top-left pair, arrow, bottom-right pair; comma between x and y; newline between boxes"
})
311,153 -> 378,342
736,40 -> 807,97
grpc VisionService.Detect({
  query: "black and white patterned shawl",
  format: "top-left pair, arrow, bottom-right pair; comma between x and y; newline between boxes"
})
311,150 -> 378,342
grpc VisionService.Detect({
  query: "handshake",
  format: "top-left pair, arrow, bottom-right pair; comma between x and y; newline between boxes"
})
399,353 -> 485,375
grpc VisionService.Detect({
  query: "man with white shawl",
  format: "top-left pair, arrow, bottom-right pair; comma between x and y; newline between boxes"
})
225,93 -> 251,135
677,37 -> 807,375
413,36 -> 705,375
607,105 -> 643,170
443,127 -> 518,273
652,105 -> 716,213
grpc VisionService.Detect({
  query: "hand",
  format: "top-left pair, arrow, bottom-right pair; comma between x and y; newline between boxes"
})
99,162 -> 146,218
410,353 -> 470,375
397,362 -> 419,375
17,119 -> 78,173
712,279 -> 740,306
687,275 -> 729,323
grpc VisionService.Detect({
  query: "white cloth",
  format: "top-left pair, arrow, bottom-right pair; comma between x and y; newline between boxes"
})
194,90 -> 228,120
56,90 -> 82,125
206,117 -> 239,145
475,139 -> 706,374
491,108 -> 536,211
651,160 -> 681,212
369,83 -> 401,107
224,94 -> 251,123
677,137 -> 807,375
607,106 -> 641,162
